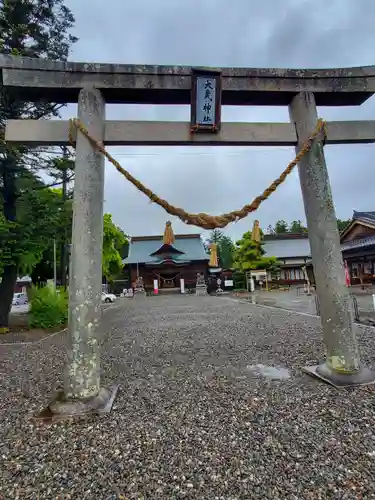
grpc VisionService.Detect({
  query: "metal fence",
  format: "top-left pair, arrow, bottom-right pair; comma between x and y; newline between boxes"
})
315,295 -> 364,324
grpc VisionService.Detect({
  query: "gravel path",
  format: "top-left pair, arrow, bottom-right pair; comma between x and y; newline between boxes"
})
1,295 -> 375,499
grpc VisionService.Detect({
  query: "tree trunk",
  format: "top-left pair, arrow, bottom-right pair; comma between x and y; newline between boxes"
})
0,155 -> 19,328
0,264 -> 18,328
60,166 -> 68,288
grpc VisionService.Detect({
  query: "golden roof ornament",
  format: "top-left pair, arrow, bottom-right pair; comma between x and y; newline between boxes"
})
251,220 -> 261,243
208,243 -> 219,267
163,220 -> 175,245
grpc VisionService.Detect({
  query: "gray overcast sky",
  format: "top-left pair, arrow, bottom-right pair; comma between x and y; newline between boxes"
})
62,0 -> 375,241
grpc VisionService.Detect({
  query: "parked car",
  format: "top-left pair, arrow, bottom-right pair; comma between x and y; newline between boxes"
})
12,292 -> 28,306
101,292 -> 117,303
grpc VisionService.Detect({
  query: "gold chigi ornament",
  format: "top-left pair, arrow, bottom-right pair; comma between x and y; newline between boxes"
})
251,220 -> 261,243
163,220 -> 175,245
208,243 -> 218,267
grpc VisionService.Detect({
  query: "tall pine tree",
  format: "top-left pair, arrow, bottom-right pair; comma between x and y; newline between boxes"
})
207,229 -> 235,269
0,0 -> 77,327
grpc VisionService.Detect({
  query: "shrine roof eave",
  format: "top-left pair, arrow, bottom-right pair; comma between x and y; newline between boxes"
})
341,235 -> 375,252
144,259 -> 192,267
150,243 -> 184,256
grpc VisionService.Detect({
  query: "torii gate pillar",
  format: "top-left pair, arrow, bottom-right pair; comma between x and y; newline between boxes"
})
49,87 -> 118,416
290,92 -> 375,386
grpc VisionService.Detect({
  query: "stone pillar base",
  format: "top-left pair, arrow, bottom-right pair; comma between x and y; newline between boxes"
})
303,363 -> 375,388
32,385 -> 119,423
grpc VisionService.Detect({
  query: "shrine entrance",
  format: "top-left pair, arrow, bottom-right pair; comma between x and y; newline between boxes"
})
3,55 -> 375,416
153,270 -> 182,289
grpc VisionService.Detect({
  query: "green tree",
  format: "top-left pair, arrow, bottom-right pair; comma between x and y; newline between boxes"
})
233,230 -> 279,272
274,220 -> 289,234
0,0 -> 77,326
337,218 -> 351,233
209,229 -> 224,244
217,235 -> 235,268
0,175 -> 68,282
205,229 -> 223,254
289,220 -> 307,234
30,186 -> 73,285
49,155 -> 75,287
207,229 -> 235,269
102,214 -> 128,283
31,209 -> 128,285
46,154 -> 75,190
271,218 -> 351,235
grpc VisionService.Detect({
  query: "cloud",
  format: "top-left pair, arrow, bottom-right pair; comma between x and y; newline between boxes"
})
62,0 -> 375,240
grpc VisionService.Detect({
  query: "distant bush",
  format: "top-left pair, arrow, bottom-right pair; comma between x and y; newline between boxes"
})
29,286 -> 68,329
233,271 -> 246,290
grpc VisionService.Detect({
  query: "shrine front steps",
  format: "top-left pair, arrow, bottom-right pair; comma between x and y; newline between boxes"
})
158,287 -> 181,295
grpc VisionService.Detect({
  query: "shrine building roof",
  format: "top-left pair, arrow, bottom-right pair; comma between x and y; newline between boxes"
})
123,233 -> 209,265
263,233 -> 311,259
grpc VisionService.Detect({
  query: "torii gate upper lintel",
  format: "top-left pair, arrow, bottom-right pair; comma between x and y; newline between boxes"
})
1,54 -> 375,106
2,55 -> 375,418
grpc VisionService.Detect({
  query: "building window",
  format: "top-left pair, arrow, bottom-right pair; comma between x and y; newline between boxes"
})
364,262 -> 373,275
282,270 -> 290,280
351,263 -> 358,278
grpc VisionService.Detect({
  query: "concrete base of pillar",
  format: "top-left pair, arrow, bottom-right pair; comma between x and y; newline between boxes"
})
302,363 -> 375,388
32,385 -> 119,423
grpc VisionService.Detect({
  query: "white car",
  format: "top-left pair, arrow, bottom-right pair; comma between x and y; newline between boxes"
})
101,292 -> 117,303
12,292 -> 28,306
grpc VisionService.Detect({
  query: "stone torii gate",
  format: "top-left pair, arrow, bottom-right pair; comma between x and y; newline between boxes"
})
2,56 -> 375,416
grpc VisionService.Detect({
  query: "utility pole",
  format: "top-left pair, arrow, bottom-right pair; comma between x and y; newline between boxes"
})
53,239 -> 57,289
60,146 -> 69,289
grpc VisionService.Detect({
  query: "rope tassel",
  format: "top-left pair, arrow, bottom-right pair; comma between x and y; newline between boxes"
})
68,118 -> 327,230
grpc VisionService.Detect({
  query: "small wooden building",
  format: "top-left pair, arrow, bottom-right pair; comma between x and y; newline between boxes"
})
14,276 -> 32,294
263,233 -> 311,285
122,222 -> 209,292
340,211 -> 375,286
304,211 -> 375,287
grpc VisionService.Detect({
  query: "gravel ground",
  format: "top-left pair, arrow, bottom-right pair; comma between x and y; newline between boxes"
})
1,295 -> 375,499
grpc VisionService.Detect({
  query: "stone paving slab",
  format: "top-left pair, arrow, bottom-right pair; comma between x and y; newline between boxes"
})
1,295 -> 375,499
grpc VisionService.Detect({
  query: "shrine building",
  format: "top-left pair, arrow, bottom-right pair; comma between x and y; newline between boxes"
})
263,233 -> 311,285
340,211 -> 375,286
304,210 -> 375,287
122,221 -> 209,292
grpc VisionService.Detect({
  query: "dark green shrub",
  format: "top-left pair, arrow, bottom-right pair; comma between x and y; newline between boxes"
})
29,286 -> 68,329
233,271 -> 246,290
